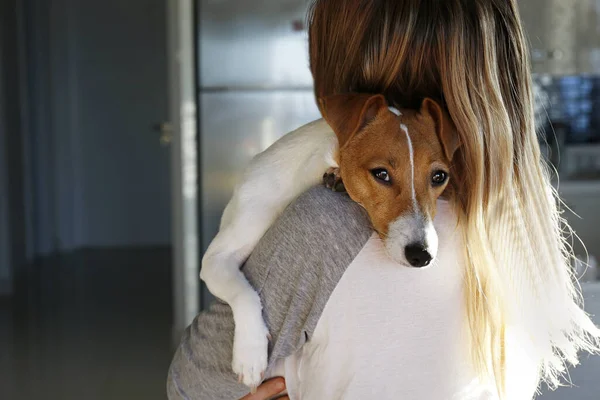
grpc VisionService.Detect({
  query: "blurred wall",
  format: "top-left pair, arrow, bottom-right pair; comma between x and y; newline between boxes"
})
0,0 -> 26,294
0,18 -> 10,292
20,0 -> 171,256
520,0 -> 600,75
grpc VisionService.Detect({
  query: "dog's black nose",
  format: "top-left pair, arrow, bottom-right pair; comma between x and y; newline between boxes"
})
404,244 -> 432,268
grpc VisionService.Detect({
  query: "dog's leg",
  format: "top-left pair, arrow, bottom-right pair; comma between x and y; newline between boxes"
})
200,121 -> 338,390
202,189 -> 309,390
201,214 -> 275,391
323,167 -> 345,192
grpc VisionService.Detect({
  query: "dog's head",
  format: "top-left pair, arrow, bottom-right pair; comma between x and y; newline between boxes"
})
320,93 -> 459,267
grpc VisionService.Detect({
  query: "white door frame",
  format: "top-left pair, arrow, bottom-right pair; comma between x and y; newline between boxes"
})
167,0 -> 199,343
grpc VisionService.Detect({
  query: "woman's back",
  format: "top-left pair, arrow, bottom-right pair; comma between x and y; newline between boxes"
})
170,183 -> 538,399
307,0 -> 600,391
267,188 -> 539,399
275,198 -> 497,399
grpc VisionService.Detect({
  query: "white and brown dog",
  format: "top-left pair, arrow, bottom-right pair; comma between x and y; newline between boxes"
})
200,93 -> 459,390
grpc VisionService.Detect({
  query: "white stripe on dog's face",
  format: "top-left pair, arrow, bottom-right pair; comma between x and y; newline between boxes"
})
400,123 -> 417,213
382,122 -> 438,267
388,106 -> 402,116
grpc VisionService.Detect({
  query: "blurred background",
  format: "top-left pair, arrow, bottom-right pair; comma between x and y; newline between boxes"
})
0,0 -> 599,399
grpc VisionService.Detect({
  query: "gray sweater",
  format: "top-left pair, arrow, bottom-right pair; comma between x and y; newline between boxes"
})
167,186 -> 372,399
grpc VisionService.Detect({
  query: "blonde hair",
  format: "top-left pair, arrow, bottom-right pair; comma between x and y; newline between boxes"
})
308,0 -> 600,394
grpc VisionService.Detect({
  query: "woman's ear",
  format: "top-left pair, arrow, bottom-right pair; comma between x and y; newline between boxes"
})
319,93 -> 387,148
420,98 -> 460,161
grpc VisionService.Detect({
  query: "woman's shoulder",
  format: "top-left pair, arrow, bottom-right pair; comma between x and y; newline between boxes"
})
241,185 -> 373,356
279,185 -> 372,243
243,185 -> 373,286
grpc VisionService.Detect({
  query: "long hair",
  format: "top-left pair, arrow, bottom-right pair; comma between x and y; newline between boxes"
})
308,0 -> 600,394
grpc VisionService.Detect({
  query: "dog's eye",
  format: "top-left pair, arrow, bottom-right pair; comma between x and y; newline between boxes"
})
431,170 -> 448,186
371,168 -> 391,184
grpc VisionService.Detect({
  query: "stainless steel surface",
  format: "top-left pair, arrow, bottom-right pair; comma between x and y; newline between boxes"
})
201,85 -> 313,92
197,1 -> 322,294
199,91 -> 321,253
199,0 -> 313,87
520,0 -> 600,74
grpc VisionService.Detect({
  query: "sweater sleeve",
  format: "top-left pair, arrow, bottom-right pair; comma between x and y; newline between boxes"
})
167,185 -> 372,400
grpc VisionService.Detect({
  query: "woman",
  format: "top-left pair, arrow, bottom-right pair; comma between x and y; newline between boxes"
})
168,0 -> 599,398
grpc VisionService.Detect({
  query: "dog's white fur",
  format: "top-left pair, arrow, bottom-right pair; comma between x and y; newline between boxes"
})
200,119 -> 338,388
386,215 -> 438,265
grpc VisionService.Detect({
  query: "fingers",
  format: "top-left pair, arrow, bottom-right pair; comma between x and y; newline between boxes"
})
239,377 -> 286,400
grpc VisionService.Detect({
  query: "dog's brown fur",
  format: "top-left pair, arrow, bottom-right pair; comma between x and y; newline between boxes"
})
320,93 -> 459,238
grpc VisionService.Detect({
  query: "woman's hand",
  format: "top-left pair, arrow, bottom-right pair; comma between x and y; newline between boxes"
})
239,377 -> 288,400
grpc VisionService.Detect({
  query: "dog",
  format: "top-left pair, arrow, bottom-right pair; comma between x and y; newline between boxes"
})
320,94 -> 458,266
200,93 -> 459,391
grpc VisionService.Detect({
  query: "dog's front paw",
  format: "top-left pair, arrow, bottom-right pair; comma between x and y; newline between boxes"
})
323,167 -> 345,192
232,318 -> 270,392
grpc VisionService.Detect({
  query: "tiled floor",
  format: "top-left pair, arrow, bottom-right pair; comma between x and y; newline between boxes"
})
0,248 -> 174,400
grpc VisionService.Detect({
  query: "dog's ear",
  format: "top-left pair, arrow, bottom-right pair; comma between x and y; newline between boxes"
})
319,93 -> 387,148
420,98 -> 460,161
